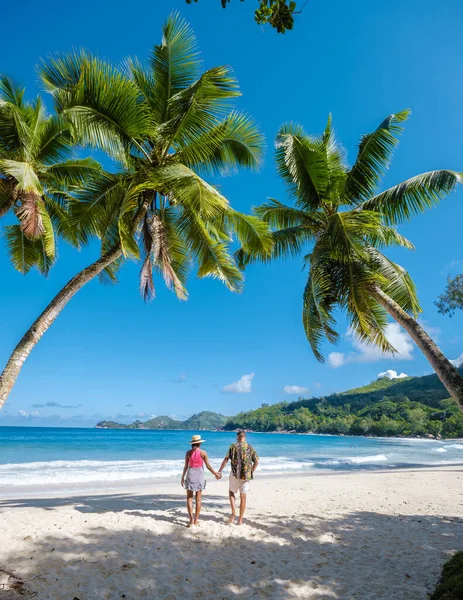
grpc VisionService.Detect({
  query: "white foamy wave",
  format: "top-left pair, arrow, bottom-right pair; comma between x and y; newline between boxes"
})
258,457 -> 314,471
346,454 -> 388,464
0,459 -> 185,486
324,454 -> 388,466
434,448 -> 447,453
0,456 -> 312,487
446,444 -> 463,450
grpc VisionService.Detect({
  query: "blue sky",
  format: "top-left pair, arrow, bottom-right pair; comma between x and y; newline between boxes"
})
1,0 -> 463,427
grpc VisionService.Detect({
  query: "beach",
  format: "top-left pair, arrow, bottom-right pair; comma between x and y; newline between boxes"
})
1,466 -> 462,599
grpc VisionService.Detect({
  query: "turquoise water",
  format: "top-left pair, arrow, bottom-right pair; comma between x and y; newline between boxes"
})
0,427 -> 462,487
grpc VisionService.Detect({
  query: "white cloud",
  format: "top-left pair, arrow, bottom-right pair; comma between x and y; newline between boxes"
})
283,385 -> 309,395
377,369 -> 408,380
222,373 -> 255,394
327,352 -> 346,368
328,323 -> 415,368
17,410 -> 40,418
450,353 -> 463,368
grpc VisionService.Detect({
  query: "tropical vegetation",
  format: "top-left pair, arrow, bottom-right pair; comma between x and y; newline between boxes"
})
224,369 -> 463,437
186,0 -> 299,33
430,552 -> 463,600
0,76 -> 100,274
436,274 -> 463,316
237,112 -> 463,411
0,13 -> 271,410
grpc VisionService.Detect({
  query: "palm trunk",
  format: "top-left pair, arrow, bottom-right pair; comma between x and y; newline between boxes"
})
0,244 -> 122,409
371,286 -> 463,412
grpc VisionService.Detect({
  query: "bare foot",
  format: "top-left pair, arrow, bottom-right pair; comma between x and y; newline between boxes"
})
186,520 -> 194,528
237,519 -> 244,526
227,514 -> 236,525
194,520 -> 200,527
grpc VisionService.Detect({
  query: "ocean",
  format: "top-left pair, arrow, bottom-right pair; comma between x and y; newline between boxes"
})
1,427 -> 462,489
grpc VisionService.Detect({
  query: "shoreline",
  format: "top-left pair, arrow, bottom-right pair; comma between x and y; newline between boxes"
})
1,463 -> 463,500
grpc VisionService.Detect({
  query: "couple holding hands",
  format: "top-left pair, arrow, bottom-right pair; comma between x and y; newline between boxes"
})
181,430 -> 259,527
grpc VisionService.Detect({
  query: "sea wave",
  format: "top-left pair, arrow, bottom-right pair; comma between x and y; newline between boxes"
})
0,456 -> 314,487
323,454 -> 389,466
0,459 -> 185,486
1,446 -> 461,487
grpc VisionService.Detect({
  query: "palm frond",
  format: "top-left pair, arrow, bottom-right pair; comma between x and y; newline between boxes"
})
146,212 -> 188,300
0,159 -> 42,193
344,110 -> 410,203
150,11 -> 201,124
161,65 -> 241,153
360,170 -> 463,225
34,115 -> 73,165
4,224 -> 54,275
255,198 -> 322,230
40,52 -> 150,161
152,164 -> 229,218
302,259 -> 339,361
176,111 -> 264,175
177,205 -> 242,292
43,158 -> 102,186
366,247 -> 421,316
226,209 -> 273,263
275,123 -> 329,210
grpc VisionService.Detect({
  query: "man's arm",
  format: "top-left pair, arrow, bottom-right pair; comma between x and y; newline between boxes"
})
218,455 -> 229,475
252,449 -> 259,474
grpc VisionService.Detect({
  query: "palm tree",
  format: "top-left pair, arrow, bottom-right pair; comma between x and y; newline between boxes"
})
0,13 -> 271,409
0,75 -> 101,274
238,111 -> 463,411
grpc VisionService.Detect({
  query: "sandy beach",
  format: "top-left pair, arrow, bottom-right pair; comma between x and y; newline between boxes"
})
0,466 -> 462,599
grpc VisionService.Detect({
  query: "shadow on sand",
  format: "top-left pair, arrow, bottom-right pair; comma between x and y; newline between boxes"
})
0,489 -> 462,599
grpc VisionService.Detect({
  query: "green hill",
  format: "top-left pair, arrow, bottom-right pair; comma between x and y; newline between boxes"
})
96,411 -> 227,431
224,369 -> 463,438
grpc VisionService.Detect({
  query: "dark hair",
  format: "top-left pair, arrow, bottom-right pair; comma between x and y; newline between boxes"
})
237,430 -> 246,439
191,443 -> 201,449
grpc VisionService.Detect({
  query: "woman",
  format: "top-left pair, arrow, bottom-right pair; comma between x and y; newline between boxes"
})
181,434 -> 221,527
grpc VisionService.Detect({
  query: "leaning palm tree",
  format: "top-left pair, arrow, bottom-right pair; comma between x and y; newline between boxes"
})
0,13 -> 270,409
0,76 -> 101,273
238,111 -> 463,411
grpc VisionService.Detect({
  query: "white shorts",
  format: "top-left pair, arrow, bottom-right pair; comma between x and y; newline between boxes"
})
229,474 -> 251,494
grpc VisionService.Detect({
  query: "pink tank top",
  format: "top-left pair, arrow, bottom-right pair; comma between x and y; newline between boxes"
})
189,447 -> 204,468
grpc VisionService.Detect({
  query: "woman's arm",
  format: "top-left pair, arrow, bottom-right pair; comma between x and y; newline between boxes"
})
201,450 -> 221,479
181,452 -> 189,487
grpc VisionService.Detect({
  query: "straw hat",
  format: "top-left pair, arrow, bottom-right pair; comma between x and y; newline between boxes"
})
189,434 -> 206,444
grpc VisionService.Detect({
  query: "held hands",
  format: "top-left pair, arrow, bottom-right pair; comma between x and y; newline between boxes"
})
215,471 -> 222,480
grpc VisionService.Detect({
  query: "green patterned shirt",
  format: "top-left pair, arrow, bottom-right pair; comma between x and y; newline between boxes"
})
228,441 -> 259,481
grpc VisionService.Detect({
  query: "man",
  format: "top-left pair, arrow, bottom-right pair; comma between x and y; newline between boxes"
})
218,430 -> 259,525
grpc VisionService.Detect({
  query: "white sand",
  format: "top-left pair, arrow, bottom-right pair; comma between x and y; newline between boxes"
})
0,466 -> 462,599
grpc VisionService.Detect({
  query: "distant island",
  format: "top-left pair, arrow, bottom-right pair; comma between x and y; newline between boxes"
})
96,369 -> 463,438
96,411 -> 227,431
